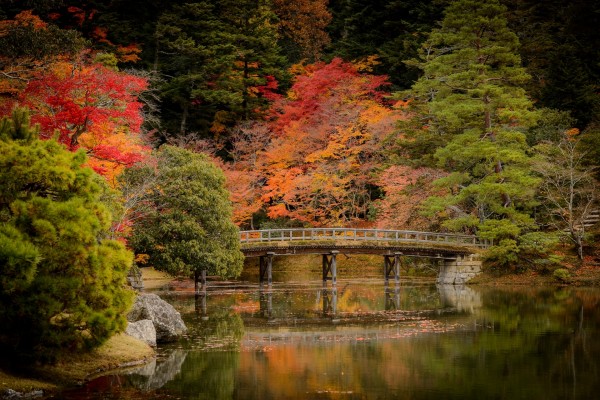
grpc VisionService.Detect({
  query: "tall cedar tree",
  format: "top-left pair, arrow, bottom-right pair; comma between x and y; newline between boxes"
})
505,0 -> 600,129
327,0 -> 446,89
0,109 -> 133,362
122,145 -> 244,288
403,0 -> 540,261
156,0 -> 286,138
155,2 -> 235,136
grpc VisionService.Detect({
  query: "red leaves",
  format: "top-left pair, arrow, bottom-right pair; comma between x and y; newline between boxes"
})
22,62 -> 146,145
14,61 -> 149,184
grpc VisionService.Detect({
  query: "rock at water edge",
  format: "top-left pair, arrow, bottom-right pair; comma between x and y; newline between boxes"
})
128,293 -> 187,342
125,319 -> 157,347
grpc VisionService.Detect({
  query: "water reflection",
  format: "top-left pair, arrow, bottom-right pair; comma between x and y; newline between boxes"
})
125,350 -> 188,391
258,289 -> 272,319
67,283 -> 600,400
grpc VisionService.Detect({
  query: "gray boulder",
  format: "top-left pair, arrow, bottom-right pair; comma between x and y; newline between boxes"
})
128,293 -> 187,342
126,319 -> 157,347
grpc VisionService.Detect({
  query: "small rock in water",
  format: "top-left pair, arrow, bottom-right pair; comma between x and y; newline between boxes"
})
1,389 -> 44,399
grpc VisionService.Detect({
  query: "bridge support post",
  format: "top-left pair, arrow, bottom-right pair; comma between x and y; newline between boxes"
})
322,251 -> 338,286
437,254 -> 482,284
259,252 -> 275,286
384,252 -> 402,285
259,288 -> 273,319
194,269 -> 207,294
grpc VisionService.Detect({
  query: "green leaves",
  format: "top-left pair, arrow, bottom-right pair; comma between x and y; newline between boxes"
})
122,145 -> 244,279
0,109 -> 133,362
395,0 -> 544,268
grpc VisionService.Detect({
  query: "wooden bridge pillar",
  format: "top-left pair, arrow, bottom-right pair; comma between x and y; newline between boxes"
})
259,252 -> 275,286
384,252 -> 402,285
322,250 -> 339,286
259,289 -> 273,319
194,269 -> 207,294
194,292 -> 209,320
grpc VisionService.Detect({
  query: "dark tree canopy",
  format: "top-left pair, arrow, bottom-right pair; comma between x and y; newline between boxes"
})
122,145 -> 244,281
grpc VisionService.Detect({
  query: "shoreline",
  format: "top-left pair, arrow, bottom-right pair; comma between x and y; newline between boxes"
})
1,334 -> 155,399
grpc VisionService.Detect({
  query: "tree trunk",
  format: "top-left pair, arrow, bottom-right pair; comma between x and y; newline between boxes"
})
180,102 -> 188,135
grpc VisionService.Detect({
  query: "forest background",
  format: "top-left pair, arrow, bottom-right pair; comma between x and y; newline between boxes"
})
2,0 -> 599,268
0,0 -> 599,363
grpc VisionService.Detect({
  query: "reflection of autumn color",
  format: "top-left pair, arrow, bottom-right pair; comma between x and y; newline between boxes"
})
231,300 -> 261,313
237,340 -> 426,397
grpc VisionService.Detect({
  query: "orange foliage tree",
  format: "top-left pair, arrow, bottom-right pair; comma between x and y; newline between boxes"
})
224,58 -> 399,228
0,10 -> 85,97
373,165 -> 447,230
273,0 -> 332,61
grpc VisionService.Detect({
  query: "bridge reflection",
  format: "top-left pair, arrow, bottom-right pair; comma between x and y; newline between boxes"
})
193,284 -> 480,322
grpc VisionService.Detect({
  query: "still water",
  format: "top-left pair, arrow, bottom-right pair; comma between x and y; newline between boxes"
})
63,271 -> 600,399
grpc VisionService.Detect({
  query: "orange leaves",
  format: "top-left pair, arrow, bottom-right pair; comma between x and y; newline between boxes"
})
0,10 -> 47,33
565,127 -> 580,141
374,165 -> 447,230
252,59 -> 397,226
219,59 -> 407,228
272,0 -> 332,60
116,44 -> 142,63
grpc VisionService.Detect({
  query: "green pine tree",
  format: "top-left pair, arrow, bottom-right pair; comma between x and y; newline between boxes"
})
399,0 -> 541,266
156,0 -> 286,137
0,109 -> 134,362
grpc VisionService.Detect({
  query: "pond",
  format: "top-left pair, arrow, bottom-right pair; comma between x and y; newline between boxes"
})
62,269 -> 600,400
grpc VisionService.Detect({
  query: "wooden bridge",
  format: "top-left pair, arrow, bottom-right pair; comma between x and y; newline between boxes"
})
238,228 -> 489,286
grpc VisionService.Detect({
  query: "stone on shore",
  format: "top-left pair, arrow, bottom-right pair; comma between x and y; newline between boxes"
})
125,319 -> 157,347
127,293 -> 187,342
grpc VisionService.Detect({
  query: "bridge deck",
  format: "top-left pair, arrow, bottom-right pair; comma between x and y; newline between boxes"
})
240,228 -> 489,258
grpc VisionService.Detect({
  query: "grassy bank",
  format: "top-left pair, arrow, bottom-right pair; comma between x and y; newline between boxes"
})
0,334 -> 154,396
0,270 -> 169,398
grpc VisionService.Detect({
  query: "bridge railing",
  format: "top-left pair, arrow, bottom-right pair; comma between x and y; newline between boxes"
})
239,228 -> 491,248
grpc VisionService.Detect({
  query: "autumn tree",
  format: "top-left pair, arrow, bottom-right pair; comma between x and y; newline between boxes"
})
374,165 -> 447,230
121,145 -> 244,289
15,59 -> 149,182
273,0 -> 332,62
252,58 -> 396,227
534,129 -> 599,259
0,10 -> 85,97
0,109 -> 133,362
399,0 -> 540,266
218,122 -> 272,228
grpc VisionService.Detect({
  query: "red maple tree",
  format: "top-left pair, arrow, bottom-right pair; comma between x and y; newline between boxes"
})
17,59 -> 149,182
